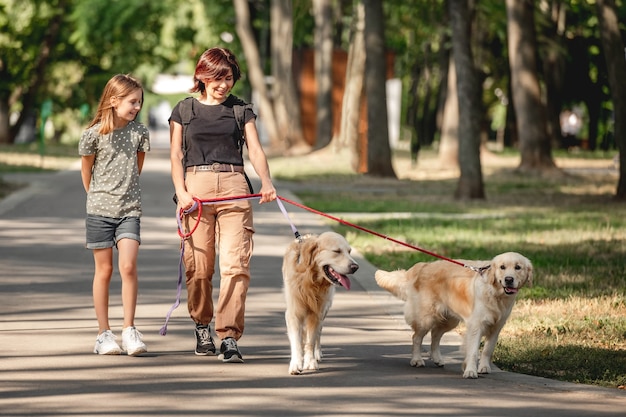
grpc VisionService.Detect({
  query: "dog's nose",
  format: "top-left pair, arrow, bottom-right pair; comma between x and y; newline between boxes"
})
350,263 -> 359,273
505,276 -> 514,285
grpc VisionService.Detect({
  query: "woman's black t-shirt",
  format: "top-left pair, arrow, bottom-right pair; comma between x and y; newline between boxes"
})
169,95 -> 256,168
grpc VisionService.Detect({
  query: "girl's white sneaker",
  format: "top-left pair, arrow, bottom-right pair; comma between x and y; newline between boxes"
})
122,326 -> 147,356
94,330 -> 122,355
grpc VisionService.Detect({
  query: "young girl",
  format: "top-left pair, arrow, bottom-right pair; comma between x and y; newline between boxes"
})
79,74 -> 150,356
169,47 -> 276,362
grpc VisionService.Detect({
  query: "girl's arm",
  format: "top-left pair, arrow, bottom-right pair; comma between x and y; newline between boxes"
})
81,155 -> 95,192
137,151 -> 146,175
244,121 -> 276,204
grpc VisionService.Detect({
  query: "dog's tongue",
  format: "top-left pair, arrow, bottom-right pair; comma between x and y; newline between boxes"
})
504,287 -> 518,295
337,275 -> 351,290
326,267 -> 351,290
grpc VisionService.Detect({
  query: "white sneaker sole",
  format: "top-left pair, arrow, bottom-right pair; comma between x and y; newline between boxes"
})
94,347 -> 122,355
125,346 -> 147,356
218,353 -> 244,363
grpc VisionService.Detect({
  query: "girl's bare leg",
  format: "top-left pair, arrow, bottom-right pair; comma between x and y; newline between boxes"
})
93,248 -> 114,333
117,238 -> 140,329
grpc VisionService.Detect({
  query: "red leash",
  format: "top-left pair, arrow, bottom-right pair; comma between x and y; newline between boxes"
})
162,192 -> 478,335
177,193 -> 466,268
275,195 -> 466,268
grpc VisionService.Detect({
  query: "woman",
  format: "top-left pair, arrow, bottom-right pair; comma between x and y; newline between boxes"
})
169,47 -> 276,363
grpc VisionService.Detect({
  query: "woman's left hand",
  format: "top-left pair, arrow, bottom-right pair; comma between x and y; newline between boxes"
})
258,183 -> 277,204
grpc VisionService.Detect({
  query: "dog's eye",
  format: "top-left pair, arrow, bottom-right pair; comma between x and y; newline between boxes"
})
515,264 -> 521,270
500,265 -> 506,270
333,249 -> 341,254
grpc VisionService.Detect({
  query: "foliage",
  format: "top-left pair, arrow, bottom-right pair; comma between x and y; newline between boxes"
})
0,0 -> 74,105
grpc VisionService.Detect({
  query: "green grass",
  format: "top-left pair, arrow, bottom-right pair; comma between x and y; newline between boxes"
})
0,143 -> 78,174
0,143 -> 78,158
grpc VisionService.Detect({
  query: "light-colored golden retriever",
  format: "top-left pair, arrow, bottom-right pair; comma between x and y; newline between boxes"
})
282,232 -> 359,375
375,252 -> 533,379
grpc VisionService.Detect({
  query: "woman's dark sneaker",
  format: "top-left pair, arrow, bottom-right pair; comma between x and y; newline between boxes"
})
195,325 -> 216,355
218,337 -> 243,363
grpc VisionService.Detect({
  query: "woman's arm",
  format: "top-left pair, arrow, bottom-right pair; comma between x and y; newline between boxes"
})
244,121 -> 276,204
170,121 -> 194,210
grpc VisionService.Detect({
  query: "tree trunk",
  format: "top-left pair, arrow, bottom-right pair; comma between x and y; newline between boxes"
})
6,1 -> 65,144
313,0 -> 333,149
506,0 -> 557,172
0,95 -> 10,144
449,0 -> 484,200
439,57 -> 459,168
270,0 -> 309,153
541,1 -> 567,149
233,0 -> 281,150
363,0 -> 395,178
336,1 -> 366,172
596,0 -> 626,200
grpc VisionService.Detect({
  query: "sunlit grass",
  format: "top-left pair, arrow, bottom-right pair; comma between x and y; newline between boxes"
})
270,147 -> 626,389
0,143 -> 78,172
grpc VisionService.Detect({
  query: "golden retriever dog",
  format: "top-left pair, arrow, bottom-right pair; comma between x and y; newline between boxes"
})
282,232 -> 359,375
375,252 -> 533,379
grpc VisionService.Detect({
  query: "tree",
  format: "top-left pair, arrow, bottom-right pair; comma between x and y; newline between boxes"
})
535,1 -> 564,149
438,57 -> 459,167
271,0 -> 308,153
233,0 -> 281,150
312,0 -> 334,149
336,1 -> 366,172
0,0 -> 68,144
595,0 -> 626,200
363,0 -> 395,178
449,0 -> 485,199
505,0 -> 557,172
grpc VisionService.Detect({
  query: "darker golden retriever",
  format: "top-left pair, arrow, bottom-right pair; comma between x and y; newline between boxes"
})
375,252 -> 533,379
282,232 -> 359,375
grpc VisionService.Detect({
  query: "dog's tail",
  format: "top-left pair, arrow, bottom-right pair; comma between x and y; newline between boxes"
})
374,269 -> 411,301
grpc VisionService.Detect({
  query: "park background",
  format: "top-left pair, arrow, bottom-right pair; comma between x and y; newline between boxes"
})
0,0 -> 625,389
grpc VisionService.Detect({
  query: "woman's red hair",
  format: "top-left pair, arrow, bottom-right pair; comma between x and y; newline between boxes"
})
191,47 -> 241,94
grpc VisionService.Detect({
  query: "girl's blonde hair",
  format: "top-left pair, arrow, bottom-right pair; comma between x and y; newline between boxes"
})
88,74 -> 144,135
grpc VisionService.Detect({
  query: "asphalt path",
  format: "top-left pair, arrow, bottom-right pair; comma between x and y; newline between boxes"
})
0,145 -> 624,417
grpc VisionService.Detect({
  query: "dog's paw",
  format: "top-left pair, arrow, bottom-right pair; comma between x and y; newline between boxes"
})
303,358 -> 319,371
430,352 -> 445,367
289,366 -> 302,375
409,358 -> 426,368
463,368 -> 479,379
289,361 -> 303,375
478,363 -> 492,374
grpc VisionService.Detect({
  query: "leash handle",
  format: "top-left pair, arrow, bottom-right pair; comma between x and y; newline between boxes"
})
275,197 -> 301,239
177,198 -> 202,239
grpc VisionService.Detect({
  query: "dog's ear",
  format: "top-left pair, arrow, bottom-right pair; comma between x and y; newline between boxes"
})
483,261 -> 497,284
295,238 -> 319,273
524,259 -> 534,288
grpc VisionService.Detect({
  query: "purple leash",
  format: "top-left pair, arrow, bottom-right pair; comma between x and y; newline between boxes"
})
159,194 -> 300,336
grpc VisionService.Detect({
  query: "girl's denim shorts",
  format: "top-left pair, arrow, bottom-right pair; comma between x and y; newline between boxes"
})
85,215 -> 141,249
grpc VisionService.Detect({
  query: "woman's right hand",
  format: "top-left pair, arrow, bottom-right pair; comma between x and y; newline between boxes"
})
176,190 -> 195,211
